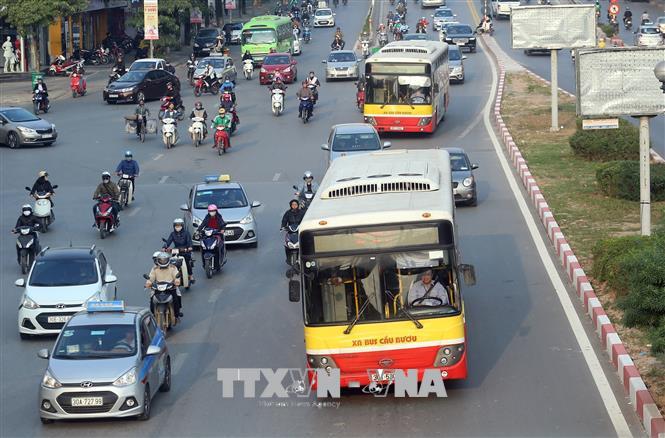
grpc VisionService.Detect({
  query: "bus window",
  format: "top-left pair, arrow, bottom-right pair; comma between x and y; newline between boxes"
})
367,75 -> 432,105
241,29 -> 276,44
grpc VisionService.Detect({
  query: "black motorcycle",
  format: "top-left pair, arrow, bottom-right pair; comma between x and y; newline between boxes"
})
283,224 -> 300,272
197,228 -> 227,279
14,225 -> 40,275
33,91 -> 49,115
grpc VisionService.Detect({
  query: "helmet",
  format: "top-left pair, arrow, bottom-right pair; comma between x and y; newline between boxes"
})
275,75 -> 283,82
173,218 -> 185,227
195,101 -> 203,109
102,171 -> 111,180
218,107 -> 226,114
303,171 -> 313,180
152,251 -> 161,263
208,204 -> 218,212
22,204 -> 32,216
222,93 -> 232,101
124,150 -> 133,158
309,71 -> 315,75
156,251 -> 170,268
38,170 -> 48,178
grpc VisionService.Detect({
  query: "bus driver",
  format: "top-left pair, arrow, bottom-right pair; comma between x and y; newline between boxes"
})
407,269 -> 449,307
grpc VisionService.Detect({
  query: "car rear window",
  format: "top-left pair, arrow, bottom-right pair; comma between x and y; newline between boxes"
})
194,188 -> 248,209
435,9 -> 453,17
29,258 -> 98,287
332,133 -> 381,152
448,49 -> 461,61
53,324 -> 137,359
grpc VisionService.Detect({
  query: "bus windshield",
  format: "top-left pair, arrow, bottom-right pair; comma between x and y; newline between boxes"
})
241,29 -> 276,44
303,249 -> 460,326
366,73 -> 432,105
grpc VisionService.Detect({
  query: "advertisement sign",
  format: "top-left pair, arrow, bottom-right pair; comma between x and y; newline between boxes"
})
144,0 -> 159,40
225,0 -> 236,10
511,5 -> 596,50
190,8 -> 203,24
576,47 -> 665,117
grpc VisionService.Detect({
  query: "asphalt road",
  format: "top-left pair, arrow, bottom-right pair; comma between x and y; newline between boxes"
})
0,0 -> 646,436
487,0 -> 665,158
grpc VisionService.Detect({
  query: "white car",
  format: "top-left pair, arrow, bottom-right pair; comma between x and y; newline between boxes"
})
635,25 -> 664,47
422,0 -> 445,7
313,8 -> 335,27
492,0 -> 520,18
16,246 -> 117,339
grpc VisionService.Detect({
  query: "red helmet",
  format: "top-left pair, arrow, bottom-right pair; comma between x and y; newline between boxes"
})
207,204 -> 218,212
222,93 -> 232,101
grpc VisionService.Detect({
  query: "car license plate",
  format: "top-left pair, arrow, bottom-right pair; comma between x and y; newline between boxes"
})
370,371 -> 395,382
41,134 -> 53,139
456,39 -> 468,44
71,397 -> 103,407
224,229 -> 235,236
109,94 -> 118,98
47,315 -> 71,323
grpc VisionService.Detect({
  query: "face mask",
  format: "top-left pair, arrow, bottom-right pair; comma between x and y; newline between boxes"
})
209,211 -> 217,217
103,178 -> 110,183
309,74 -> 314,78
174,226 -> 183,232
125,157 -> 131,161
23,211 -> 31,216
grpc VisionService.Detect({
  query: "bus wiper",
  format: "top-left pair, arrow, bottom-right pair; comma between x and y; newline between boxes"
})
344,294 -> 375,335
399,307 -> 423,329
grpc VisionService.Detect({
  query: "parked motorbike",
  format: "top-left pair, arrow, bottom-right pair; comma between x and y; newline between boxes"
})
194,76 -> 220,96
144,275 -> 177,332
197,228 -> 226,278
243,60 -> 254,80
93,195 -> 118,239
283,224 -> 300,272
33,90 -> 49,115
361,40 -> 370,58
47,55 -> 84,76
158,96 -> 185,120
69,73 -> 87,98
118,174 -> 134,208
14,225 -> 40,275
271,89 -> 286,116
25,185 -> 57,232
189,116 -> 206,146
161,117 -> 178,149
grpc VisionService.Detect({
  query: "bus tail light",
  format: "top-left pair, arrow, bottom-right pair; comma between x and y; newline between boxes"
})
364,116 -> 376,126
418,117 -> 432,127
307,354 -> 338,370
433,344 -> 464,367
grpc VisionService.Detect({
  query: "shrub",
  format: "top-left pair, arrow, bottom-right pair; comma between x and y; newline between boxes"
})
569,118 -> 639,161
596,161 -> 665,201
599,23 -> 617,38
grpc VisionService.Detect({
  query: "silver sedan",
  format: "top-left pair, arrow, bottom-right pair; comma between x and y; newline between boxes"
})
0,107 -> 57,149
322,50 -> 360,81
445,147 -> 479,206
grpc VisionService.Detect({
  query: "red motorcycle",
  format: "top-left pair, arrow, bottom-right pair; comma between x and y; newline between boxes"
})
356,88 -> 365,111
47,55 -> 85,76
219,93 -> 239,134
158,96 -> 185,120
70,73 -> 87,98
194,76 -> 220,97
94,195 -> 117,239
213,126 -> 230,155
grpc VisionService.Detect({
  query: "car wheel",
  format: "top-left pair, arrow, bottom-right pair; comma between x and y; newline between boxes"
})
7,132 -> 20,149
159,357 -> 171,392
137,384 -> 151,420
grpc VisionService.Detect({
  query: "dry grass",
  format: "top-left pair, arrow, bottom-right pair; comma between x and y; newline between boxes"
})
502,72 -> 665,414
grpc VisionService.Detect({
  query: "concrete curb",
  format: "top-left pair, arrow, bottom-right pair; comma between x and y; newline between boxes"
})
482,33 -> 665,438
354,0 -> 376,53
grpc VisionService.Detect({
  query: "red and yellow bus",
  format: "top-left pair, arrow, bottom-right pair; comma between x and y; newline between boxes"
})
289,149 -> 476,388
363,41 -> 450,134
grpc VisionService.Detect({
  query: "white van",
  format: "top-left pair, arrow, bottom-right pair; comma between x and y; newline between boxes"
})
492,0 -> 521,18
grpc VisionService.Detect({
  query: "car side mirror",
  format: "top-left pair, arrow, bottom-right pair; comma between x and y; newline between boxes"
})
471,163 -> 479,169
292,185 -> 299,191
459,264 -> 476,286
104,274 -> 118,284
37,349 -> 50,360
146,345 -> 162,356
15,278 -> 26,287
251,201 -> 261,208
289,280 -> 301,302
179,204 -> 190,212
321,143 -> 330,150
52,185 -> 59,189
383,141 -> 392,149
25,186 -> 31,191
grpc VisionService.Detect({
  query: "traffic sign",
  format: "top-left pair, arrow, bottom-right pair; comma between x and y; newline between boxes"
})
609,4 -> 619,15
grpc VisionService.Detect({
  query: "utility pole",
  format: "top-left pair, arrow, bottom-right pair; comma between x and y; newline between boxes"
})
550,49 -> 559,131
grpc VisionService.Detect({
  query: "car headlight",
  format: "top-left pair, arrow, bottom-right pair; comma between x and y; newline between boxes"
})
17,126 -> 38,135
50,124 -> 56,132
260,68 -> 267,73
42,370 -> 62,389
239,214 -> 253,224
22,296 -> 39,310
462,177 -> 474,187
283,67 -> 291,73
113,367 -> 137,387
206,42 -> 214,47
469,37 -> 476,41
193,217 -> 202,227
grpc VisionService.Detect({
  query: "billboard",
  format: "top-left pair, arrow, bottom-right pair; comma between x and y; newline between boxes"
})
511,5 -> 596,50
144,0 -> 159,40
576,47 -> 665,117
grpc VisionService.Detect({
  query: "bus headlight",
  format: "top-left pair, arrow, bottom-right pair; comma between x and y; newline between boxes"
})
364,116 -> 376,126
462,177 -> 474,187
433,343 -> 464,367
307,354 -> 338,369
418,117 -> 432,126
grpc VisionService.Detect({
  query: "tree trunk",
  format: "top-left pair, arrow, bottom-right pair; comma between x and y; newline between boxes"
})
28,33 -> 40,72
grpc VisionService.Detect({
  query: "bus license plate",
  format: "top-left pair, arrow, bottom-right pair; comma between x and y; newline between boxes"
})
71,397 -> 103,407
389,126 -> 405,131
370,371 -> 395,382
47,315 -> 71,323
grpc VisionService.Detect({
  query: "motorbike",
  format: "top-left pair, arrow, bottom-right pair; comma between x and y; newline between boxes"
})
283,224 -> 300,272
47,55 -> 84,76
378,32 -> 389,47
161,117 -> 178,149
158,96 -> 185,120
331,40 -> 345,51
187,60 -> 198,85
189,116 -> 206,146
118,174 -> 134,208
271,88 -> 286,116
194,76 -> 220,96
69,73 -> 87,98
144,276 -> 178,332
303,27 -> 312,43
197,228 -> 226,278
14,226 -> 39,275
293,37 -> 302,56
94,195 -> 117,239
243,59 -> 254,80
299,97 -> 314,123
356,87 -> 365,111
416,23 -> 426,33
294,185 -> 315,210
108,66 -> 125,85
213,125 -> 230,155
25,186 -> 57,232
624,17 -> 632,30
361,40 -> 370,58
32,91 -> 49,115
92,47 -> 110,65
161,240 -> 192,291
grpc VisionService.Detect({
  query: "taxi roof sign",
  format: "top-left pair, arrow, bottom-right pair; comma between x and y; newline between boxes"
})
87,301 -> 125,312
204,174 -> 231,183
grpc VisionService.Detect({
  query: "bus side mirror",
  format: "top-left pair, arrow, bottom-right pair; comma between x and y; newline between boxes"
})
289,280 -> 301,302
459,264 -> 476,286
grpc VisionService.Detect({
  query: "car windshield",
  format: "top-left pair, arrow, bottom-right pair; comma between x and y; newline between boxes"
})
198,58 -> 226,69
1,108 -> 40,122
225,23 -> 243,30
117,71 -> 145,82
328,52 -> 356,62
241,29 -> 277,44
303,250 -> 461,326
405,34 -> 428,40
332,132 -> 381,151
130,61 -> 156,70
198,29 -> 219,38
366,74 -> 433,105
29,258 -> 98,287
264,55 -> 291,65
53,324 -> 137,359
447,25 -> 472,34
435,9 -> 453,17
194,188 -> 248,209
449,153 -> 470,171
316,9 -> 332,15
448,49 -> 461,61
641,27 -> 659,34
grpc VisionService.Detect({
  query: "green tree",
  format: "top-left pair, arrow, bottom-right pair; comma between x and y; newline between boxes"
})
0,0 -> 88,69
129,0 -> 201,53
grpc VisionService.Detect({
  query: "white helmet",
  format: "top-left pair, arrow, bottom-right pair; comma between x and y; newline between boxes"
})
156,251 -> 170,268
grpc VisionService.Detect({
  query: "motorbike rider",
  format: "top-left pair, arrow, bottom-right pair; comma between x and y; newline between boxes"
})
163,218 -> 195,285
331,35 -> 345,50
296,80 -> 314,119
306,71 -> 320,103
145,251 -> 183,318
270,75 -> 288,92
335,27 -> 344,40
623,7 -> 632,24
134,99 -> 150,137
219,91 -> 235,113
115,150 -> 140,198
92,171 -> 121,226
213,35 -> 225,54
211,107 -> 232,150
201,63 -> 217,91
101,32 -> 113,51
13,205 -> 41,258
296,171 -> 318,206
33,77 -> 48,101
477,14 -> 492,33
640,10 -> 650,25
113,55 -> 126,76
186,53 -> 197,80
281,200 -> 305,261
30,170 -> 55,208
165,82 -> 182,112
242,50 -> 254,62
220,77 -> 236,103
189,101 -> 209,138
196,204 -> 227,270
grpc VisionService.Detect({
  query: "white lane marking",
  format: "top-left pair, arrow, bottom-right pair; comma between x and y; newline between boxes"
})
128,207 -> 142,217
273,173 -> 281,182
479,40 -> 633,437
208,288 -> 223,303
159,176 -> 169,184
153,154 -> 164,161
172,352 -> 189,375
456,107 -> 485,140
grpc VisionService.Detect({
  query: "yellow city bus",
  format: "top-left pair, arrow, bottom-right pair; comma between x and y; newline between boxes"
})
363,41 -> 450,133
289,149 -> 476,388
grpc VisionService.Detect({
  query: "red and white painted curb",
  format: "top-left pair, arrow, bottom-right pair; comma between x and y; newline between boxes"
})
487,43 -> 665,438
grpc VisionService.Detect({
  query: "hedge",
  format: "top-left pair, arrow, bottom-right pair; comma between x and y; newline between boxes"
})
569,118 -> 639,161
592,234 -> 665,353
596,161 -> 665,201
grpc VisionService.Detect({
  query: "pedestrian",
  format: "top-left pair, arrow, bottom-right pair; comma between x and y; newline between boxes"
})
3,36 -> 15,73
